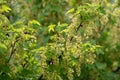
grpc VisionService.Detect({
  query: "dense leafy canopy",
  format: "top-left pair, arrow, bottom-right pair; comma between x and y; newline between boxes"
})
0,0 -> 120,80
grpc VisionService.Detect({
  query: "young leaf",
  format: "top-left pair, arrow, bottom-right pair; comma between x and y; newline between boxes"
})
66,8 -> 75,14
48,24 -> 56,32
1,5 -> 11,13
28,20 -> 41,26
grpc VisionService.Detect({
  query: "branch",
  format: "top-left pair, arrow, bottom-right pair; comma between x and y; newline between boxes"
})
70,23 -> 83,42
38,74 -> 44,80
7,37 -> 19,63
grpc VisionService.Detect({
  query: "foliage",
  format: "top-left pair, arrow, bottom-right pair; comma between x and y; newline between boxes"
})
0,0 -> 120,80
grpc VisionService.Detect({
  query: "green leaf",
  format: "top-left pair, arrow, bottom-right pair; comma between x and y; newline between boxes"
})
48,65 -> 55,72
20,69 -> 33,76
0,64 -> 10,72
23,34 -> 36,40
95,62 -> 106,70
0,72 -> 11,80
110,15 -> 117,25
0,1 -> 6,4
0,14 -> 9,26
56,75 -> 63,80
0,43 -> 7,54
